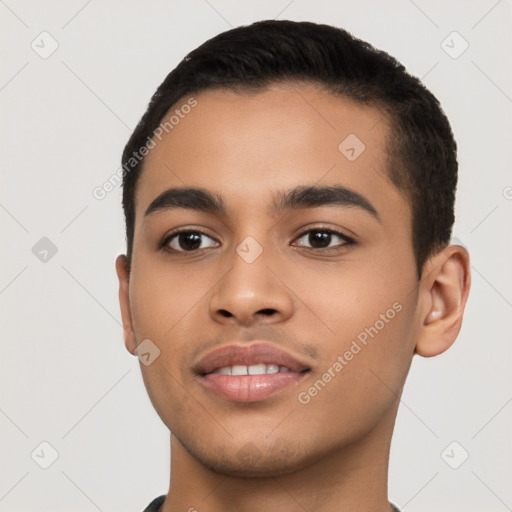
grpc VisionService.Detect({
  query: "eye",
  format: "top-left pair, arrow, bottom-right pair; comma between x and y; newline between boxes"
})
160,227 -> 355,254
293,228 -> 354,250
161,230 -> 219,253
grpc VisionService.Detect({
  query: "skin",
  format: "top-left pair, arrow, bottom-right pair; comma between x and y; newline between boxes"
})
115,83 -> 471,512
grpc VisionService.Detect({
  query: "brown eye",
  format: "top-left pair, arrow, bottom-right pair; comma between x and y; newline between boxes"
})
294,229 -> 353,250
163,231 -> 218,252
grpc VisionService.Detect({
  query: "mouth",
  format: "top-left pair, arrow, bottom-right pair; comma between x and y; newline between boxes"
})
194,342 -> 312,402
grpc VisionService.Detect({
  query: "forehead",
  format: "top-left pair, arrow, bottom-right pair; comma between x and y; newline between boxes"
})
135,83 -> 409,229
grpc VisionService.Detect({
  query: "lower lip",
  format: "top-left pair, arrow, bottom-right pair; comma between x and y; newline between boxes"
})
200,372 -> 307,402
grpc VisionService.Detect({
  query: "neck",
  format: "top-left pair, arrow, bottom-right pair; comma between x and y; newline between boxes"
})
161,402 -> 398,512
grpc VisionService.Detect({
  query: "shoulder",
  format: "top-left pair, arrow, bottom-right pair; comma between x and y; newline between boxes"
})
142,494 -> 166,512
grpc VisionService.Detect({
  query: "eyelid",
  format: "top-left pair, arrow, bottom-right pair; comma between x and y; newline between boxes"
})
293,226 -> 355,247
160,224 -> 356,253
159,227 -> 219,252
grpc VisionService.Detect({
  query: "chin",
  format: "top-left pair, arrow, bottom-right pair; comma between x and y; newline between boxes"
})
198,455 -> 307,479
180,435 -> 317,478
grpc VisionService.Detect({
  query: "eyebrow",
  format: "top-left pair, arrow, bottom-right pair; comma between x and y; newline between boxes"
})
144,185 -> 381,222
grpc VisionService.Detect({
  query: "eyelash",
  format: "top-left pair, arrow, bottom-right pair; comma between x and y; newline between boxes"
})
159,227 -> 356,254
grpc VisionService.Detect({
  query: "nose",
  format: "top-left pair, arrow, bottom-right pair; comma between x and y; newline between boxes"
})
208,246 -> 294,327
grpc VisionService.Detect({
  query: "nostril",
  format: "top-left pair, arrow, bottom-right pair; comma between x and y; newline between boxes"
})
219,309 -> 233,318
259,308 -> 277,315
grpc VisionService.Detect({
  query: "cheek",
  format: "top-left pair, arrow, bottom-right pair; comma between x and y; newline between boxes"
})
293,305 -> 415,446
129,258 -> 204,340
128,260 -> 208,393
129,264 -> 199,427
292,264 -> 396,335
297,267 -> 416,402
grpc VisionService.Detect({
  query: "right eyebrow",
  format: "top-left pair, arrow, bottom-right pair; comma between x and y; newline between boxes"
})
144,187 -> 226,218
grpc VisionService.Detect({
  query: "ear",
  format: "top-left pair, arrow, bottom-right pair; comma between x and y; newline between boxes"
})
115,254 -> 137,356
415,244 -> 471,357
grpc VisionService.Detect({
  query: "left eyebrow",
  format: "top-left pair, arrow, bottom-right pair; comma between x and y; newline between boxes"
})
144,184 -> 381,223
271,185 -> 381,223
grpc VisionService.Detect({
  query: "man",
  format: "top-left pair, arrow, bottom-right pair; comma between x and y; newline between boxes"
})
115,20 -> 471,512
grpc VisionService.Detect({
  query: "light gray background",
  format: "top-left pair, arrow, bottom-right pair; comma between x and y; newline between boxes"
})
1,1 -> 511,511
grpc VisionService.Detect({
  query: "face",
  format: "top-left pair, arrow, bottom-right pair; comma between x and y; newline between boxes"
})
119,83 -> 423,477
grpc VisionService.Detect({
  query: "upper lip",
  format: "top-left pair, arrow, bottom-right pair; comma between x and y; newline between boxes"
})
194,341 -> 312,375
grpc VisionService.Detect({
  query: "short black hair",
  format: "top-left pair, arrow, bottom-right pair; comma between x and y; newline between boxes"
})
121,19 -> 458,280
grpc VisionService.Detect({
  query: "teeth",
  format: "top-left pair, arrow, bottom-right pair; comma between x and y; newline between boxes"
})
248,364 -> 266,375
231,365 -> 247,376
212,364 -> 291,375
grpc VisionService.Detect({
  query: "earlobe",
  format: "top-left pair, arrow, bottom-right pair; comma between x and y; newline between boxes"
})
415,245 -> 471,358
115,254 -> 137,356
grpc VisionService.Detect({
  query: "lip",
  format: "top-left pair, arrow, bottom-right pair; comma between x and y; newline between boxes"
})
194,341 -> 312,402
